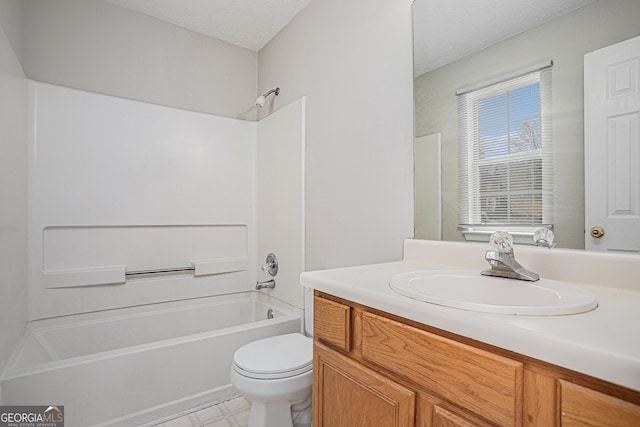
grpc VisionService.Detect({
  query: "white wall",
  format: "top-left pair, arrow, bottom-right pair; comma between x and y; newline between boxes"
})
415,0 -> 640,249
27,82 -> 257,320
0,0 -> 23,66
257,98 -> 306,308
0,0 -> 28,375
23,0 -> 258,120
258,0 -> 415,270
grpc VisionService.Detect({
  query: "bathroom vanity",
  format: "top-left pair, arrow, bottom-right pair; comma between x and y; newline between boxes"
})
301,240 -> 640,426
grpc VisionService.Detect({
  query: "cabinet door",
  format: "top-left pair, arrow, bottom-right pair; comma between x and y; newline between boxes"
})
417,392 -> 493,427
432,406 -> 478,427
313,341 -> 415,427
558,380 -> 640,426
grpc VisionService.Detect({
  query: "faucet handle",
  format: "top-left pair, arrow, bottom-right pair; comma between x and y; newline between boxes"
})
261,253 -> 278,277
489,231 -> 514,253
534,228 -> 555,248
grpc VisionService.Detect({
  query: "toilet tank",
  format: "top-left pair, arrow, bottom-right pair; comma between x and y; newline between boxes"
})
304,287 -> 313,336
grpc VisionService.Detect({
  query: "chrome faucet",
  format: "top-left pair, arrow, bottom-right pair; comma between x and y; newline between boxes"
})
482,231 -> 539,282
256,279 -> 276,290
256,253 -> 278,290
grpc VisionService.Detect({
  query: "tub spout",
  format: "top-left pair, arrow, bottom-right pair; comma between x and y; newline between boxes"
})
256,279 -> 275,290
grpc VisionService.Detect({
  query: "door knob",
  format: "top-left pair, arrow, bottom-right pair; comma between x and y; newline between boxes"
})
590,226 -> 605,238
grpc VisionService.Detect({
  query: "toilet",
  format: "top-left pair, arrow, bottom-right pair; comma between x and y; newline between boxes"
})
230,289 -> 314,427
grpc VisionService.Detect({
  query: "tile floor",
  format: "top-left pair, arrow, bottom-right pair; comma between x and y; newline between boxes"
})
154,396 -> 251,427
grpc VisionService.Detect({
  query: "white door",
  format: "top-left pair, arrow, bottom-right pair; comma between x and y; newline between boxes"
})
584,35 -> 640,253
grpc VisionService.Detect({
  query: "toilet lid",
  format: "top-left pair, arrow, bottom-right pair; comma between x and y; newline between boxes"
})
233,333 -> 312,379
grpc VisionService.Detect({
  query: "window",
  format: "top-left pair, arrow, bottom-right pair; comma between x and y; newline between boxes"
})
458,66 -> 553,237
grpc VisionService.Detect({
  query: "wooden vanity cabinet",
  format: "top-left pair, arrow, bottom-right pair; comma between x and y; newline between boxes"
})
313,292 -> 640,427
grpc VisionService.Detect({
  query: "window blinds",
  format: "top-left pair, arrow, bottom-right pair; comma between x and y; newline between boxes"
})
458,67 -> 553,227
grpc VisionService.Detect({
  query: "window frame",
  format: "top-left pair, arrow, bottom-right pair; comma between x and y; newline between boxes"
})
457,67 -> 553,243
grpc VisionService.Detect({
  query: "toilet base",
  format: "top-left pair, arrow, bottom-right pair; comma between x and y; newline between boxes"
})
291,396 -> 312,427
245,393 -> 311,427
246,399 -> 292,427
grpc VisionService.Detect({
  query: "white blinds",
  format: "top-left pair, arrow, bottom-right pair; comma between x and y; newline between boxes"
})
458,67 -> 553,226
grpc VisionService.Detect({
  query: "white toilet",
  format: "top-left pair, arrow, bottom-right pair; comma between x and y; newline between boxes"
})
230,289 -> 314,427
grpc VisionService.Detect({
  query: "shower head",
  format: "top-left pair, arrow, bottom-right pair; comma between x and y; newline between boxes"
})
255,87 -> 280,108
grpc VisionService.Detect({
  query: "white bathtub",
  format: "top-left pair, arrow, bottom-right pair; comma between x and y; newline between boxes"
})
0,292 -> 302,426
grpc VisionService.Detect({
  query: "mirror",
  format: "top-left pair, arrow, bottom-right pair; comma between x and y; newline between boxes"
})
413,0 -> 640,250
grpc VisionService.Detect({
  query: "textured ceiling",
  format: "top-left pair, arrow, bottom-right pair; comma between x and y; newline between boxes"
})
105,0 -> 596,73
413,0 -> 596,76
105,0 -> 313,51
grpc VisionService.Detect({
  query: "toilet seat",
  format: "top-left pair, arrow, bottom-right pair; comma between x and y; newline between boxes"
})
233,333 -> 312,380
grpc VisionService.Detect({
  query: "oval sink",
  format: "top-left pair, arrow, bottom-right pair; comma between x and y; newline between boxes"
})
389,270 -> 597,315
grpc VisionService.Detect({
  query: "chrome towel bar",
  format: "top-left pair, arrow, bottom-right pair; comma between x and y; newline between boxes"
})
125,266 -> 195,276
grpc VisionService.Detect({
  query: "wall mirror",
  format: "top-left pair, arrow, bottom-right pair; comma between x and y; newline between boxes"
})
413,0 -> 640,252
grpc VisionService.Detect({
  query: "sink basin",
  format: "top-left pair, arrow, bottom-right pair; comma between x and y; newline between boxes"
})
389,270 -> 597,315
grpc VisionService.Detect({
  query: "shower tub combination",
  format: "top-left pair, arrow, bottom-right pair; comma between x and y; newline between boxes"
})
1,292 -> 302,426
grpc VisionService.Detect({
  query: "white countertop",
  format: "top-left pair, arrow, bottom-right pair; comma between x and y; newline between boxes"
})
300,240 -> 640,391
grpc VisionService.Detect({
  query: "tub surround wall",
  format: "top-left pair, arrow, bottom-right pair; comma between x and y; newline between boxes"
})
27,82 -> 258,321
257,98 -> 306,309
23,0 -> 257,120
0,1 -> 28,379
10,78 -> 307,425
258,0 -> 414,270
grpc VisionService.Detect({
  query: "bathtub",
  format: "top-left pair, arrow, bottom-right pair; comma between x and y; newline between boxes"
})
0,292 -> 303,426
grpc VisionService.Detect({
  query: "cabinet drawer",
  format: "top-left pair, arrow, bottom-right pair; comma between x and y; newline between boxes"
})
362,312 -> 522,427
558,380 -> 640,426
314,296 -> 351,352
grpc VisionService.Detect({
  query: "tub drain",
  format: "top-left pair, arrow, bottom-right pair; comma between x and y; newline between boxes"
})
267,309 -> 274,319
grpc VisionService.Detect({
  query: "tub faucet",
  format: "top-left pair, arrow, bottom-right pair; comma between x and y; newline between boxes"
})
256,279 -> 276,290
482,231 -> 539,282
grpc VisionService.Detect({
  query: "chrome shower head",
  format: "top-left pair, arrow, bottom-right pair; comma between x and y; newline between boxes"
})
255,87 -> 280,108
